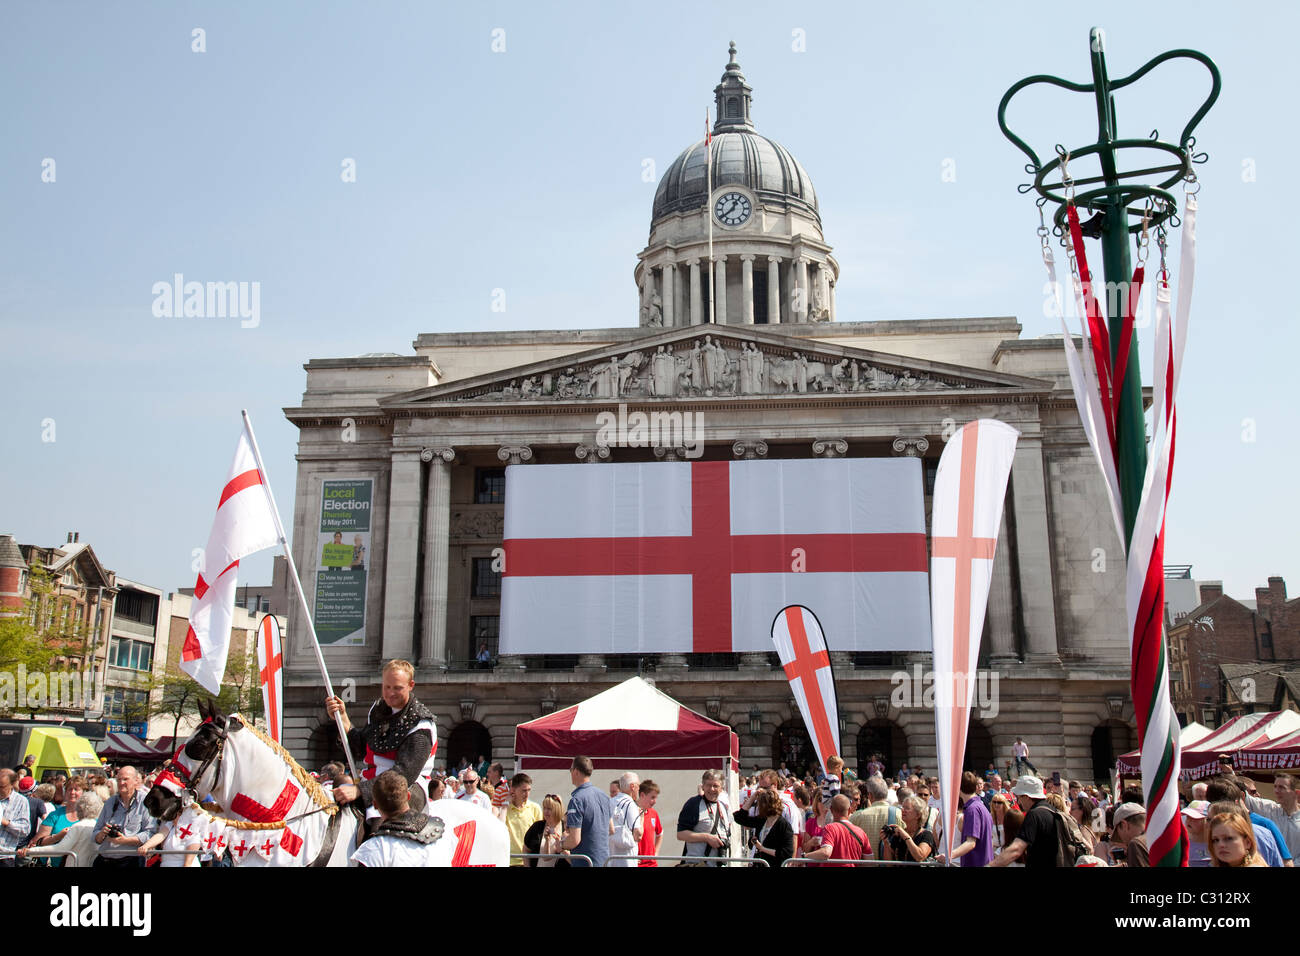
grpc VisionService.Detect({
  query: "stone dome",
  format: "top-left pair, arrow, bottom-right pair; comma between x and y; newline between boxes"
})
652,131 -> 818,221
651,43 -> 819,224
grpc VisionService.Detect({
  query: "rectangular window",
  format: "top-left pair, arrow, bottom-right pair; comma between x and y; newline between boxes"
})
109,638 -> 153,671
471,557 -> 501,598
470,615 -> 499,663
474,468 -> 506,504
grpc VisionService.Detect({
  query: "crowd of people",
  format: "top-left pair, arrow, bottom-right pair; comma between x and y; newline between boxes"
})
3,748 -> 1295,868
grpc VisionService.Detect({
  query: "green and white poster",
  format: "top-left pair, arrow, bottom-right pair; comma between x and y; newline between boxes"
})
315,478 -> 372,645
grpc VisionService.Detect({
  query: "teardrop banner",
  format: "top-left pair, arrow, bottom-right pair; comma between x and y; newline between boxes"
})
256,613 -> 284,745
771,604 -> 841,774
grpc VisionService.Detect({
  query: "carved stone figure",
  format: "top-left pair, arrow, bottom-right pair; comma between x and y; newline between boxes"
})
647,292 -> 663,327
650,345 -> 675,397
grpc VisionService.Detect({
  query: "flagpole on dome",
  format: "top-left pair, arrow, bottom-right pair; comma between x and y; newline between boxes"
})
239,409 -> 360,783
706,107 -> 715,325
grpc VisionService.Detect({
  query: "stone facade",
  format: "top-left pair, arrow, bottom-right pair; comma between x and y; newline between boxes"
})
278,45 -> 1138,784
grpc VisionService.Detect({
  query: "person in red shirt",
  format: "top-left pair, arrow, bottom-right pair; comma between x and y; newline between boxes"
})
802,795 -> 870,866
634,779 -> 664,866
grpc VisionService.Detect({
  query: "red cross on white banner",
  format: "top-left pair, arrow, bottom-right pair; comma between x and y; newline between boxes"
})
257,614 -> 284,744
504,460 -> 927,653
928,419 -> 1018,863
231,839 -> 248,860
771,605 -> 840,771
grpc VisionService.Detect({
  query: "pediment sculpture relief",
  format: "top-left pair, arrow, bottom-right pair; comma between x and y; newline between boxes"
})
457,337 -> 969,402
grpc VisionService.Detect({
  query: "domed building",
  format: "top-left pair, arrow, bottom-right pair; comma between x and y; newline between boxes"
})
277,44 -> 1136,790
636,43 -> 836,327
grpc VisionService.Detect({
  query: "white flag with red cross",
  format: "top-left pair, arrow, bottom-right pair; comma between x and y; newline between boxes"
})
929,419 -> 1018,861
256,614 -> 284,744
181,423 -> 279,694
771,605 -> 840,774
500,459 -> 931,654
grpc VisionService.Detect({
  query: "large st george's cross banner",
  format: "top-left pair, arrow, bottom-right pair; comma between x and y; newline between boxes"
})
500,459 -> 931,654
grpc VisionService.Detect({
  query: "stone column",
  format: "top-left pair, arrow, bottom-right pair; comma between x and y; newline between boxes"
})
829,279 -> 836,322
739,652 -> 770,669
576,654 -> 607,673
713,256 -> 728,324
575,443 -> 611,463
740,255 -> 755,324
497,445 -> 533,465
731,439 -> 769,460
663,262 -> 676,328
767,256 -> 782,324
688,259 -> 702,325
382,450 -> 423,661
812,438 -> 847,459
419,447 -> 455,669
987,506 -> 1018,664
1011,438 -> 1060,663
795,258 -> 810,322
891,437 -> 930,459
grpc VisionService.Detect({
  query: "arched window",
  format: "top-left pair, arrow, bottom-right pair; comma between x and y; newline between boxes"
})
966,719 -> 995,774
446,720 -> 493,774
1091,720 -> 1134,784
773,721 -> 816,776
856,719 -> 908,778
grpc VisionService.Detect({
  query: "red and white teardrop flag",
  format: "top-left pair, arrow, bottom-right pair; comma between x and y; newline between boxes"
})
257,614 -> 284,744
771,605 -> 840,774
181,421 -> 279,694
930,419 -> 1018,863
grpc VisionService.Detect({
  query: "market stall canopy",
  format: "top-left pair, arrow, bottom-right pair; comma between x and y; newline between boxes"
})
1119,711 -> 1300,778
1235,726 -> 1300,772
514,676 -> 739,770
96,732 -> 171,761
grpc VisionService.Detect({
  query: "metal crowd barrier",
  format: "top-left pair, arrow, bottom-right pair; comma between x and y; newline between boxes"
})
0,848 -> 81,866
508,852 -> 596,866
603,854 -> 769,867
781,856 -> 937,866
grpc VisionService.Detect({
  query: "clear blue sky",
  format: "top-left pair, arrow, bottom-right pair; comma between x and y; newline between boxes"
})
1,1 -> 1294,602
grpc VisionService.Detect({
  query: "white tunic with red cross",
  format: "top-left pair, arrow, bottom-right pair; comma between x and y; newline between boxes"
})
362,703 -> 438,795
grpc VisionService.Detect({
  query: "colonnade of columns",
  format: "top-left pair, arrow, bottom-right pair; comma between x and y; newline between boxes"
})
643,255 -> 835,326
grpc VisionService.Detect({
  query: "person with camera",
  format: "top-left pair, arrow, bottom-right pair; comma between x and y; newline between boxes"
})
676,769 -> 731,866
878,794 -> 936,863
90,766 -> 157,869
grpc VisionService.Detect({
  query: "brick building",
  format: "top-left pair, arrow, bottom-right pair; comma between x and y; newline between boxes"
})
1169,576 -> 1300,725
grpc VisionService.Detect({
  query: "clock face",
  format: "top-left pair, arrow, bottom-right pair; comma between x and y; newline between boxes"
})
714,191 -> 752,227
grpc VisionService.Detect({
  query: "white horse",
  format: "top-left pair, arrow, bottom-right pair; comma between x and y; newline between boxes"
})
146,700 -> 360,867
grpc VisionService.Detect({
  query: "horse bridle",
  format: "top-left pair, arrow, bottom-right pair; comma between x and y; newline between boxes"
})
165,718 -> 229,803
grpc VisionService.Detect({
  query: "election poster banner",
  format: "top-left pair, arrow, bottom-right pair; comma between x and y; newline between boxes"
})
314,478 -> 372,645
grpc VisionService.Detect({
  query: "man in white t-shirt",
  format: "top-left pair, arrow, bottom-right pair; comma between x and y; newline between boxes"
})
608,772 -> 643,867
457,770 -> 492,811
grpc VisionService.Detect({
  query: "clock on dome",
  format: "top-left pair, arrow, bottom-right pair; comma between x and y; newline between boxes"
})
713,190 -> 752,227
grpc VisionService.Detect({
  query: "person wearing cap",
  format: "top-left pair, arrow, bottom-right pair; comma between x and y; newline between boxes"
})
989,775 -> 1059,867
1182,800 -> 1213,867
1110,803 -> 1148,867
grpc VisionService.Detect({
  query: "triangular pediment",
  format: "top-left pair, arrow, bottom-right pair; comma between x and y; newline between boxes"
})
381,325 -> 1051,407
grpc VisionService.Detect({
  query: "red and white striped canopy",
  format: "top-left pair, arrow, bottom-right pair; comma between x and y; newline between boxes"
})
1117,711 -> 1300,778
97,733 -> 171,760
515,676 -> 739,771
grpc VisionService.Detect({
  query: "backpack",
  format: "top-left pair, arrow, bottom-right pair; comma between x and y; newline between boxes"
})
1050,808 -> 1090,867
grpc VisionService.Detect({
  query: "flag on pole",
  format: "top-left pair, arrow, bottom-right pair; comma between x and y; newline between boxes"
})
706,107 -> 714,325
929,419 -> 1018,863
181,423 -> 279,694
256,614 -> 284,744
771,605 -> 840,774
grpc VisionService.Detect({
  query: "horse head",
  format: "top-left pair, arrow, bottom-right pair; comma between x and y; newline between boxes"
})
145,698 -> 244,821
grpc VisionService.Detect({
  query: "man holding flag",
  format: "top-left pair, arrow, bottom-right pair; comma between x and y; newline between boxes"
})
325,659 -> 438,813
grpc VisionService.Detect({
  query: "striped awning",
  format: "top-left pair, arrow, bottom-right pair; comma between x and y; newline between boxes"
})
96,733 -> 170,760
